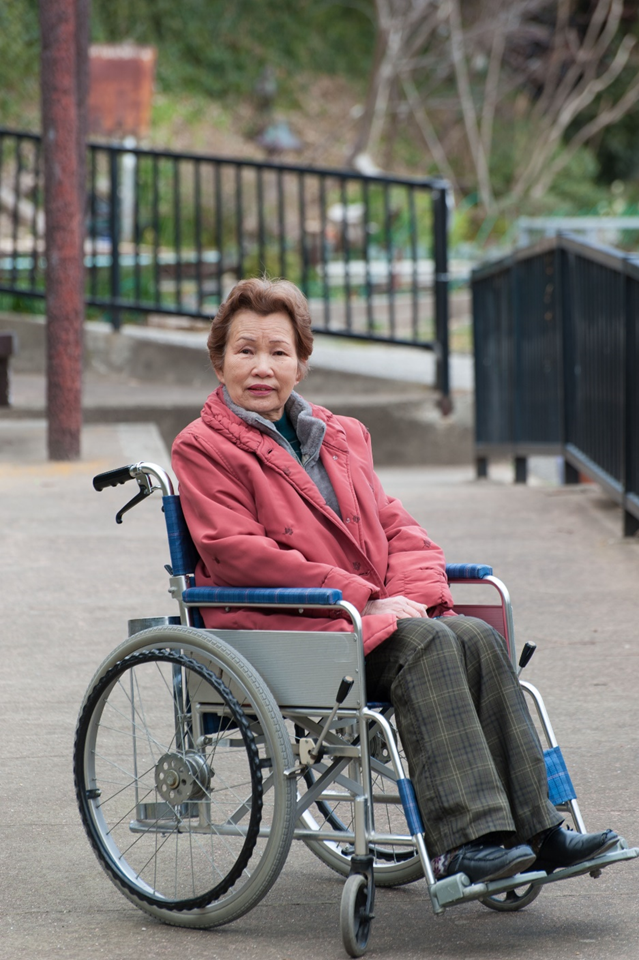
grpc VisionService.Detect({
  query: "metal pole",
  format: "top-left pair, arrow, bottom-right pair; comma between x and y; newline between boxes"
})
433,184 -> 451,414
40,0 -> 86,460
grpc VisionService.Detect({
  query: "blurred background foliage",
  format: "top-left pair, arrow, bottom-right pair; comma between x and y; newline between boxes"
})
2,0 -> 639,245
0,0 -> 375,115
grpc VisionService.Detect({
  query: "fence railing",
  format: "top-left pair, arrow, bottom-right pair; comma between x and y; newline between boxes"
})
472,234 -> 639,536
0,127 -> 452,398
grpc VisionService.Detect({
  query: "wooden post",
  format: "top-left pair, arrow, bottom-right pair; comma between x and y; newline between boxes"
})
40,0 -> 88,460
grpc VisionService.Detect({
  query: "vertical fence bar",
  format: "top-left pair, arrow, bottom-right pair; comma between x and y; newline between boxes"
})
194,159 -> 203,312
384,182 -> 395,339
236,165 -> 244,280
298,172 -> 308,296
409,186 -> 418,341
214,162 -> 223,304
133,148 -> 141,303
10,137 -> 23,287
30,140 -> 42,289
340,177 -> 352,331
432,184 -> 450,409
173,157 -> 182,310
319,174 -> 329,329
277,167 -> 286,280
257,166 -> 265,273
362,178 -> 373,335
89,146 -> 97,298
152,153 -> 160,308
109,148 -> 121,330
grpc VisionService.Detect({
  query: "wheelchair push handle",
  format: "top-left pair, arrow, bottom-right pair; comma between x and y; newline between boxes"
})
93,465 -> 136,491
92,462 -> 174,525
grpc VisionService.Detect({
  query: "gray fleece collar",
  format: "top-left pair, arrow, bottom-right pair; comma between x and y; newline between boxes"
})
222,387 -> 326,466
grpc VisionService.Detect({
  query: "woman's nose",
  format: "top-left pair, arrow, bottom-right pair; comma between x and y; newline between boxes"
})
252,352 -> 273,375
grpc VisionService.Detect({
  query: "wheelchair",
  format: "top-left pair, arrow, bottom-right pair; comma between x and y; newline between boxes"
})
74,460 -> 638,957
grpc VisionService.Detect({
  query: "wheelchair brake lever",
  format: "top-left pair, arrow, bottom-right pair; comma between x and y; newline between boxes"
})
115,485 -> 153,524
299,677 -> 355,766
517,641 -> 537,675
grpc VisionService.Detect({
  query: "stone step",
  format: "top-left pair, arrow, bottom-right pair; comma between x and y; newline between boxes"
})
0,312 -> 473,465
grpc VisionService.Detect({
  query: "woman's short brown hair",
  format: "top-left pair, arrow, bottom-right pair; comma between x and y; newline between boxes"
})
208,277 -> 314,377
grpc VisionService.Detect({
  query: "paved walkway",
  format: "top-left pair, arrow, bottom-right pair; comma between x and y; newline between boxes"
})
1,420 -> 638,960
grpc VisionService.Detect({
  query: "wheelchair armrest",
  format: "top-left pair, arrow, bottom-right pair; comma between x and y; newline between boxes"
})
445,563 -> 493,581
182,586 -> 343,606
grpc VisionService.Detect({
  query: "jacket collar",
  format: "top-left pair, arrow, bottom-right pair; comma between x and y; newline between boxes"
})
220,386 -> 327,467
199,387 -> 381,585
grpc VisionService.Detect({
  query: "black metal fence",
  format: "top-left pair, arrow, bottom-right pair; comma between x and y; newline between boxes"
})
0,127 -> 451,397
472,234 -> 639,535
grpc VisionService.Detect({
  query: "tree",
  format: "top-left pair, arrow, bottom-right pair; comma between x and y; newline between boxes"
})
350,0 -> 639,215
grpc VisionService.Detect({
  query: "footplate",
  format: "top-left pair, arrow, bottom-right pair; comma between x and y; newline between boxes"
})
429,839 -> 638,913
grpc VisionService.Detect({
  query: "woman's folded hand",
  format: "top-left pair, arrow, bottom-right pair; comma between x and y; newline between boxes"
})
363,596 -> 429,619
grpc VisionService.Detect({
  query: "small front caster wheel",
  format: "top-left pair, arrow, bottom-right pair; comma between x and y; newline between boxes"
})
340,873 -> 374,957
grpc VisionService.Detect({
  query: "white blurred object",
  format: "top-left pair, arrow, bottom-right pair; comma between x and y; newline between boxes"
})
352,153 -> 381,176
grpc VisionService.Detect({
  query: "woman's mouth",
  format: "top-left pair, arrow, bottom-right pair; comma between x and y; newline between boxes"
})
248,385 -> 274,395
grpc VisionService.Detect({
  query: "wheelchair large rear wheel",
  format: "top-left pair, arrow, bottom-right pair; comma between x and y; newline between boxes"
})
75,626 -> 296,928
298,716 -> 423,886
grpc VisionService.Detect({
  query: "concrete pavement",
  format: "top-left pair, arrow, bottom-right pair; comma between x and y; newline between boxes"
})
1,418 -> 638,960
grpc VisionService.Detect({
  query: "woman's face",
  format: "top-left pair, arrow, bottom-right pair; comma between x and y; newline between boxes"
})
217,309 -> 301,421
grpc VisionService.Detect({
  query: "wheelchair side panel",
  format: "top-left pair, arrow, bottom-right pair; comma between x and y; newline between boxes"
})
206,629 -> 364,709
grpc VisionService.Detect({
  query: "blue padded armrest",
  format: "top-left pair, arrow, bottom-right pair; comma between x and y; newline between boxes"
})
445,563 -> 493,581
183,586 -> 343,605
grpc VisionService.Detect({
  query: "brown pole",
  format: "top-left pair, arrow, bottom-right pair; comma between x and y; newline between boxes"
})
40,0 -> 85,460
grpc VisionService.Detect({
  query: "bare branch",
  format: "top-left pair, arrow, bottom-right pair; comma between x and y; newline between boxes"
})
531,71 -> 639,197
480,3 -> 514,160
447,0 -> 495,210
401,75 -> 461,191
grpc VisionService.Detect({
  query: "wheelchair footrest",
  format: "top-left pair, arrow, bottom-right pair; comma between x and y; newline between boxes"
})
519,841 -> 639,887
430,841 -> 638,911
431,870 -> 547,908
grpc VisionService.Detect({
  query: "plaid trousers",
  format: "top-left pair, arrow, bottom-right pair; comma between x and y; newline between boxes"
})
365,616 -> 562,857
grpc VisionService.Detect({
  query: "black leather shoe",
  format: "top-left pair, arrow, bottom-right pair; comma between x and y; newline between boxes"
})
447,841 -> 536,883
533,826 -> 619,874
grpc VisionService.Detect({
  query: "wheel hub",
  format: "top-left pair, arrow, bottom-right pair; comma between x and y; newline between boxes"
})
155,752 -> 211,804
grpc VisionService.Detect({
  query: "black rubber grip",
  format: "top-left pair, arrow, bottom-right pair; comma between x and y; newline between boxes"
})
93,465 -> 135,491
336,676 -> 354,704
518,641 -> 537,670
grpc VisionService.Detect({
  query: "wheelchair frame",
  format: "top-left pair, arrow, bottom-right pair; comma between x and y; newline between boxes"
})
74,461 -> 638,957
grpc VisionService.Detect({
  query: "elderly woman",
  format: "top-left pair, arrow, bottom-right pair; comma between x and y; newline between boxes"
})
172,277 -> 616,884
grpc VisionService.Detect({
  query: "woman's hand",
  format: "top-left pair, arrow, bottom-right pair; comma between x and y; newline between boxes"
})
363,596 -> 429,619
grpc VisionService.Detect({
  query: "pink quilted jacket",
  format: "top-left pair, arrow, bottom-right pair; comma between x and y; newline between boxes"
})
172,387 -> 453,655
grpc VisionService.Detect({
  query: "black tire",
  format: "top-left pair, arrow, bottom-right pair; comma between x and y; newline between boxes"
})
75,626 -> 296,928
480,882 -> 542,911
75,650 -> 262,910
340,874 -> 373,958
